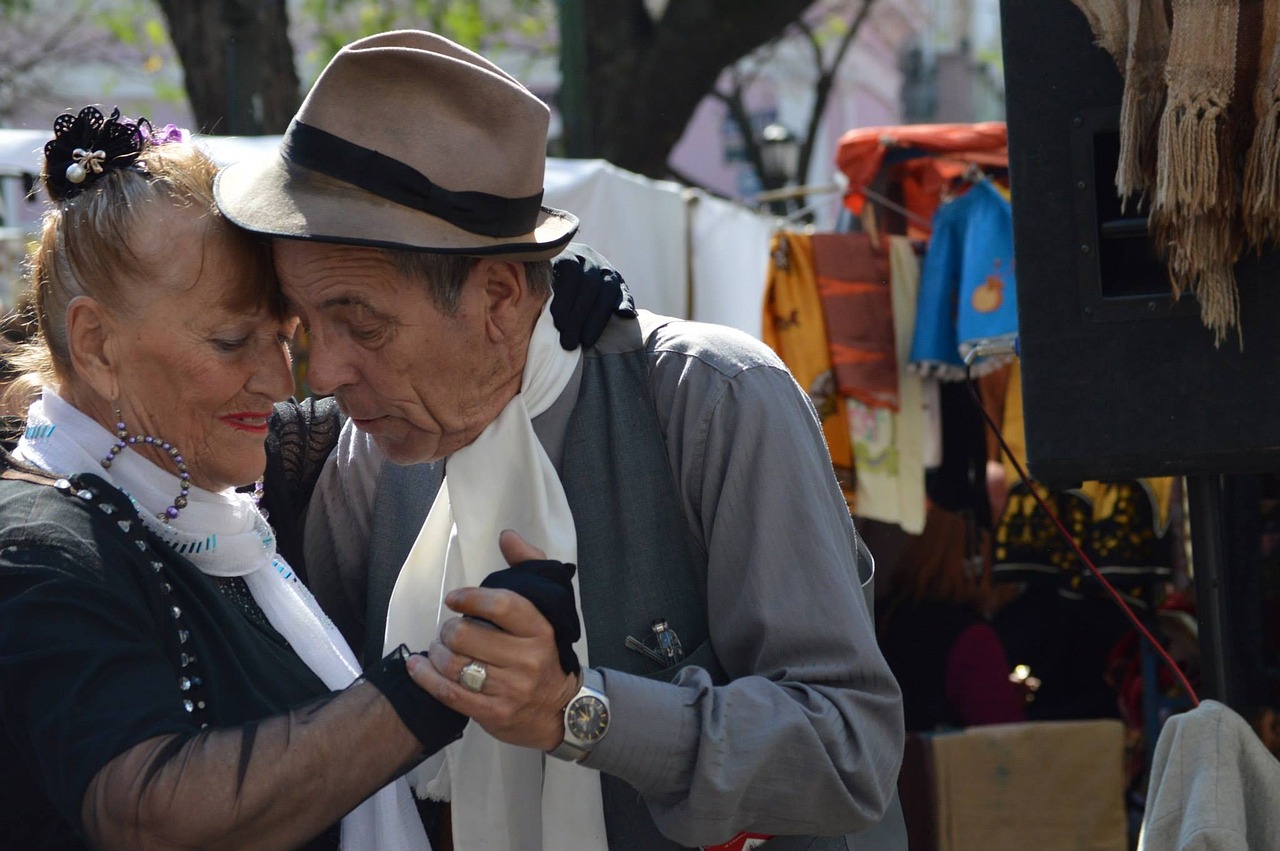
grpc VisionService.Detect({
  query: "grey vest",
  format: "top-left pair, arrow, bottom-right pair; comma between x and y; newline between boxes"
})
364,316 -> 902,850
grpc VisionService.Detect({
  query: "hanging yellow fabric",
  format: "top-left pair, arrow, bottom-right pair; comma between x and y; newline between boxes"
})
999,359 -> 1173,530
762,231 -> 856,510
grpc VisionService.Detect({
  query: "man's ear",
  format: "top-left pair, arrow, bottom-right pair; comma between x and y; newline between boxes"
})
476,259 -> 528,342
65,295 -> 120,400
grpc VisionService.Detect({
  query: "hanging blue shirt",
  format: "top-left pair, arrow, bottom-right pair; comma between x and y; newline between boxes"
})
909,179 -> 1018,379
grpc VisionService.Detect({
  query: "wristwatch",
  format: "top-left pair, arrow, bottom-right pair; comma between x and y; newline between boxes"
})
547,668 -> 610,762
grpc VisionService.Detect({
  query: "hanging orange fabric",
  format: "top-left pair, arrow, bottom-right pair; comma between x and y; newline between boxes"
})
812,232 -> 899,411
762,231 -> 856,508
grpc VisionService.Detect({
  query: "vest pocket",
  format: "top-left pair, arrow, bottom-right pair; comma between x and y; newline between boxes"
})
638,637 -> 728,685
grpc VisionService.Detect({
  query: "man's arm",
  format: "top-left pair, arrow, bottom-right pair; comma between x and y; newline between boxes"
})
416,324 -> 904,846
579,345 -> 904,845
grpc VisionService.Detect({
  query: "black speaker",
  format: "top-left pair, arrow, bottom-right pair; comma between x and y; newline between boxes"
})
999,0 -> 1280,487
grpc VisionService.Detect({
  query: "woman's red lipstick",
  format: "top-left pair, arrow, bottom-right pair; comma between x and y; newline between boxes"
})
220,411 -> 272,433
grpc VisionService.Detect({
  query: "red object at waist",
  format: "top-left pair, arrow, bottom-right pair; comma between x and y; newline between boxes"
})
702,833 -> 774,851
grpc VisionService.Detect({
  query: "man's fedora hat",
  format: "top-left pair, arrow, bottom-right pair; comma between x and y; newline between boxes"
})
214,30 -> 578,260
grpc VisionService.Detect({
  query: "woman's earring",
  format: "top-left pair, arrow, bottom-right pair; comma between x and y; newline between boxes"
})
102,407 -> 191,523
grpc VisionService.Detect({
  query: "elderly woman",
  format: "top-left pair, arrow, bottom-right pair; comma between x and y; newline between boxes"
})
0,107 -> 598,851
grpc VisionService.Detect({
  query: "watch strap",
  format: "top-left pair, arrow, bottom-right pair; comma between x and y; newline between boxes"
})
548,736 -> 589,762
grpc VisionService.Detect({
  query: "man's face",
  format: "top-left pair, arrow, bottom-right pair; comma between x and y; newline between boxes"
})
273,239 -> 512,463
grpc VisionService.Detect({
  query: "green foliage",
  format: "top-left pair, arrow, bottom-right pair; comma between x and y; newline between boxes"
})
441,1 -> 486,49
151,78 -> 187,105
143,16 -> 167,46
95,0 -> 161,47
103,11 -> 140,44
300,0 -> 557,71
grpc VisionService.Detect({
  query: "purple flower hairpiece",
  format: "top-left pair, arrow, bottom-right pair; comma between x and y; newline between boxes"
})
42,105 -> 188,202
143,123 -> 190,146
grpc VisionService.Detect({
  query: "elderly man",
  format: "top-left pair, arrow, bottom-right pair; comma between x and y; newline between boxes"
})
216,29 -> 904,851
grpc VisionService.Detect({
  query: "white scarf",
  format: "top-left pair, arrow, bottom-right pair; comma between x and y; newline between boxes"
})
16,390 -> 428,851
384,301 -> 606,851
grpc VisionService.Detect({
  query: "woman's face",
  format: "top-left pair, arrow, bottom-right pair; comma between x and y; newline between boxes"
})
106,205 -> 296,492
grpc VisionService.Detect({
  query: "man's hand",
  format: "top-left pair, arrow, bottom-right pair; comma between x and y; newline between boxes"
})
406,531 -> 580,751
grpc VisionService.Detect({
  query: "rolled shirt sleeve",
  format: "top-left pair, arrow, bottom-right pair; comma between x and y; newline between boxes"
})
582,326 -> 905,845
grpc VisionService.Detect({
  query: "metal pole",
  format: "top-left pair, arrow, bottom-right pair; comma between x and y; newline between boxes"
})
222,0 -> 261,135
1185,474 -> 1233,704
557,0 -> 591,157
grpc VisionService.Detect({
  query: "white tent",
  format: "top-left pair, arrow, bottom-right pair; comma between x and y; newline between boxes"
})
0,130 -> 776,339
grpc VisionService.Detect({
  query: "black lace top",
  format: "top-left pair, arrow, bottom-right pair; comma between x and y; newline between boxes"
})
260,396 -> 344,584
0,468 -> 340,851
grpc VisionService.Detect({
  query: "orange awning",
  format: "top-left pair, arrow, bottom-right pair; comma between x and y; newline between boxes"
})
835,122 -> 1008,218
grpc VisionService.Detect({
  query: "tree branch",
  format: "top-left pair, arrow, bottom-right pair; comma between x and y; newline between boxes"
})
794,16 -> 823,70
796,0 -> 878,186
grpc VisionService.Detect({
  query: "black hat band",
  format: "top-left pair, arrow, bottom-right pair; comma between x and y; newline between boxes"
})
281,119 -> 545,239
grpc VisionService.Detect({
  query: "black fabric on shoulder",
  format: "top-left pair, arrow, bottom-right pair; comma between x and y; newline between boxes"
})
550,243 -> 636,351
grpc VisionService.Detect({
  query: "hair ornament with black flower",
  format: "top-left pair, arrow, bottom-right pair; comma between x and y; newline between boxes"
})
42,106 -> 157,202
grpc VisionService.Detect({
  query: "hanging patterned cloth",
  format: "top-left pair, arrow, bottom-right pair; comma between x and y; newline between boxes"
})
762,231 -> 857,508
812,232 -> 899,410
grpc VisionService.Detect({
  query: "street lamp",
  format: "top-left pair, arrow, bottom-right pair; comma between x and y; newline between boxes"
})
759,122 -> 800,190
757,122 -> 801,216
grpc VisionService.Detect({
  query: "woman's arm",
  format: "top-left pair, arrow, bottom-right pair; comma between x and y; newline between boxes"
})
0,528 -> 458,851
82,676 -> 431,851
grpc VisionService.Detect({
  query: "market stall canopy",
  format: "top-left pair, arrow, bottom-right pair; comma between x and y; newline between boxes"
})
835,122 -> 1008,220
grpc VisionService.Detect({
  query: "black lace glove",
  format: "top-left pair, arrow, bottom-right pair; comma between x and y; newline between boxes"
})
481,559 -> 582,676
551,243 -> 638,350
364,645 -> 468,755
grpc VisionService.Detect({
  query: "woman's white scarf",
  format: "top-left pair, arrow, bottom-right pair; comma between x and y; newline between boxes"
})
384,301 -> 606,851
15,390 -> 428,851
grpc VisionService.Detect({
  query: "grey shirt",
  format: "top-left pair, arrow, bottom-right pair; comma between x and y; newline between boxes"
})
305,314 -> 904,845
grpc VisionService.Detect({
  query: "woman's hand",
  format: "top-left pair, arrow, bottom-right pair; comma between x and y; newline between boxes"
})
407,531 -> 582,751
550,243 -> 637,350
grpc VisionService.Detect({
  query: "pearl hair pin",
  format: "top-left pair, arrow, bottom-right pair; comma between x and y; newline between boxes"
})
66,147 -> 107,184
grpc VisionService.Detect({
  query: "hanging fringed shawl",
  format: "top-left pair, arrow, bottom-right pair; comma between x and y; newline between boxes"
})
1068,0 -> 1129,65
1151,0 -> 1263,345
1069,0 -> 1168,201
1072,0 -> 1267,346
1242,3 -> 1280,249
1116,0 -> 1170,202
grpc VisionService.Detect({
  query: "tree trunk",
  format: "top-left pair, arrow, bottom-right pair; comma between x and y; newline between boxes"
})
578,0 -> 814,178
154,0 -> 300,135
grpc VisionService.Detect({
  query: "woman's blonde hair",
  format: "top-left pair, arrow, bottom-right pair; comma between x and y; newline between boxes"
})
9,140 -> 280,409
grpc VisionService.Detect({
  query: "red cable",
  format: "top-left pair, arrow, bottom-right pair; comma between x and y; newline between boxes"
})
966,370 -> 1200,708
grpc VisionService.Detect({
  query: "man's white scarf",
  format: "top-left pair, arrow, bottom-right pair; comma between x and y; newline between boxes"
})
384,301 -> 607,851
16,390 -> 428,851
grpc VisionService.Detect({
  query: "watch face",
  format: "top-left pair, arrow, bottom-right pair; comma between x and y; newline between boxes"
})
567,695 -> 609,744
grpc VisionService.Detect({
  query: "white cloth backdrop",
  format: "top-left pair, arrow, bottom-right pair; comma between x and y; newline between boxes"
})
0,130 -> 776,339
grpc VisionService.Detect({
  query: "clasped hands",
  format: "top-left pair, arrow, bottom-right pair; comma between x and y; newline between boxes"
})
406,530 -> 582,752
